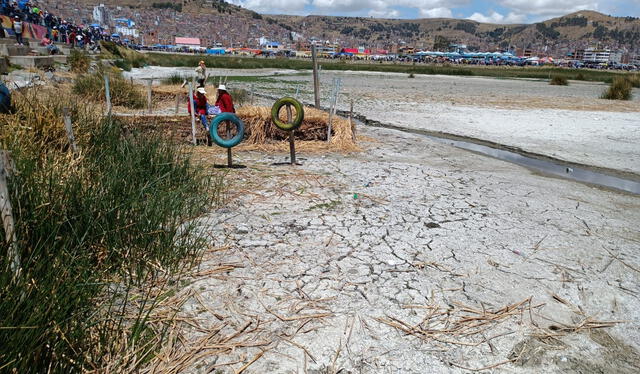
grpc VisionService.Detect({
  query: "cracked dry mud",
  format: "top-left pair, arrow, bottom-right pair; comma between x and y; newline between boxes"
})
159,125 -> 640,374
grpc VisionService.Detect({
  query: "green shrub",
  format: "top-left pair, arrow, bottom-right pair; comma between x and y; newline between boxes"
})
550,75 -> 569,85
601,77 -> 632,100
0,88 -> 217,371
114,58 -> 132,71
68,49 -> 90,73
575,72 -> 585,80
408,73 -> 415,78
74,68 -> 146,108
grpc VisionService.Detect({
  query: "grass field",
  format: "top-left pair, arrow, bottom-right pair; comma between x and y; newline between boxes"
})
0,86 -> 221,372
137,52 -> 632,83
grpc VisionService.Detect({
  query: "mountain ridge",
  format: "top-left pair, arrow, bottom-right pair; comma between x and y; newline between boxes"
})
43,1 -> 640,54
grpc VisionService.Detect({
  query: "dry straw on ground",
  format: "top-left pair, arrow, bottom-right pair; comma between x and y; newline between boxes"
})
118,105 -> 361,153
236,105 -> 359,153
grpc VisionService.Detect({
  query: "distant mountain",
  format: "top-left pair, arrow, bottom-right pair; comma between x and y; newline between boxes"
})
47,1 -> 640,54
272,10 -> 640,53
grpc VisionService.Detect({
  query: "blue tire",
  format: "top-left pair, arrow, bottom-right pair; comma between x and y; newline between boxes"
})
0,82 -> 11,114
209,113 -> 245,148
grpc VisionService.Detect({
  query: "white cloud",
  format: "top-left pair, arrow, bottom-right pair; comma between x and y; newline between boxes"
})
420,7 -> 453,18
468,10 -> 525,23
229,0 -> 310,13
368,8 -> 401,18
497,0 -> 599,17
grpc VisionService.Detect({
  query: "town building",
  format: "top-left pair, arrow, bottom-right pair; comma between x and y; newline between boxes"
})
92,4 -> 113,27
175,37 -> 201,48
582,48 -> 623,64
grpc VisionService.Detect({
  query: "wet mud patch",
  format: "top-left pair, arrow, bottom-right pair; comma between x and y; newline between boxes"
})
509,330 -> 640,373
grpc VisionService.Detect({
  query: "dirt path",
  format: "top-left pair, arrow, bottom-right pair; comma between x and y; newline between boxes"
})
154,126 -> 640,374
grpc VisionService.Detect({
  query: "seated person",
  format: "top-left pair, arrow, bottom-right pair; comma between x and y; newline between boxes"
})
214,84 -> 235,113
40,36 -> 59,54
187,87 -> 209,129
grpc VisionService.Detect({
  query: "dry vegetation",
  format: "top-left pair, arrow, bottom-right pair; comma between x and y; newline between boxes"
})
0,84 -> 219,372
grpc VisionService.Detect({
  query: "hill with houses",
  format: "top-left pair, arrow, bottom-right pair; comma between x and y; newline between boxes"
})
39,1 -> 640,56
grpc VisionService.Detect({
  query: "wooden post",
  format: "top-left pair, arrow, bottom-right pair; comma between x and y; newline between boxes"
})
0,150 -> 20,280
250,84 -> 255,105
350,98 -> 356,143
147,79 -> 153,114
226,121 -> 232,167
104,73 -> 111,116
312,44 -> 320,108
286,104 -> 296,164
327,108 -> 333,143
175,95 -> 180,114
130,76 -> 133,85
63,108 -> 78,156
187,83 -> 197,145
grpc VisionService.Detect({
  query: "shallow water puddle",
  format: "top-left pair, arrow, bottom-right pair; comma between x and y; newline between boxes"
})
352,115 -> 640,195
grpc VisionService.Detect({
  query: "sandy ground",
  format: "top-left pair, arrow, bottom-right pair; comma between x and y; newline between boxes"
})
239,71 -> 640,175
159,126 -> 640,374
107,68 -> 640,373
123,66 -> 300,82
122,68 -> 640,176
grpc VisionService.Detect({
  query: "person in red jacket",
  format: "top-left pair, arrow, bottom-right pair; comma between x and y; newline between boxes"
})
215,85 -> 235,113
188,87 -> 209,129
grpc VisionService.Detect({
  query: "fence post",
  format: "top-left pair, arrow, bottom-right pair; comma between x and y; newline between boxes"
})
312,44 -> 320,108
175,94 -> 180,114
349,98 -> 356,143
104,73 -> 112,116
147,79 -> 153,114
187,83 -> 197,145
0,150 -> 20,281
286,105 -> 296,164
63,108 -> 78,156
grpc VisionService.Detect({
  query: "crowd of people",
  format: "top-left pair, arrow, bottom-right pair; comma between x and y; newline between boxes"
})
0,0 -> 107,52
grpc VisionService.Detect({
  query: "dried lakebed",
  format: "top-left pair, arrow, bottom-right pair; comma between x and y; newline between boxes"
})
157,125 -> 640,374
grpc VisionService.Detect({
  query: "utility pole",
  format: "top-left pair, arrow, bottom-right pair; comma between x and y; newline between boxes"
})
312,43 -> 320,108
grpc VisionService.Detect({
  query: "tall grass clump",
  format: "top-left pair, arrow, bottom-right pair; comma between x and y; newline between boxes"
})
162,72 -> 186,85
68,49 -> 90,73
626,73 -> 640,88
601,77 -> 633,100
230,87 -> 248,107
74,67 -> 146,108
0,88 -> 218,372
550,75 -> 569,86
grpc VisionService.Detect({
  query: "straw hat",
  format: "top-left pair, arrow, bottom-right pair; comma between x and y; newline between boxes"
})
197,87 -> 206,94
217,84 -> 226,91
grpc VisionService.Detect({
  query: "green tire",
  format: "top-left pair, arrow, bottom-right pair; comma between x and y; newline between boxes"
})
271,97 -> 304,131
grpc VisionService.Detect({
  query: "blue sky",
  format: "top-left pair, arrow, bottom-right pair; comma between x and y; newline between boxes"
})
229,0 -> 640,23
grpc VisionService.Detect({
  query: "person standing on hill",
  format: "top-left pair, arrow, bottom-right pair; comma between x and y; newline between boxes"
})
195,60 -> 207,88
215,85 -> 235,113
12,15 -> 23,45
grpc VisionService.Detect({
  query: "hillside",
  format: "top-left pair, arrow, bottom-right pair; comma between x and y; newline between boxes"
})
40,1 -> 640,54
272,11 -> 640,53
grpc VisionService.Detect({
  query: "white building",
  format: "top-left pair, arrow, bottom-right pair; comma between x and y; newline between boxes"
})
92,4 -> 113,27
115,26 -> 139,38
583,48 -> 623,64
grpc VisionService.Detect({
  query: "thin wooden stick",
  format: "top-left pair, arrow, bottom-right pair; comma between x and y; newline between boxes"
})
234,350 -> 265,374
63,108 -> 78,156
0,151 -> 19,280
147,79 -> 153,114
104,73 -> 111,115
187,83 -> 197,145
